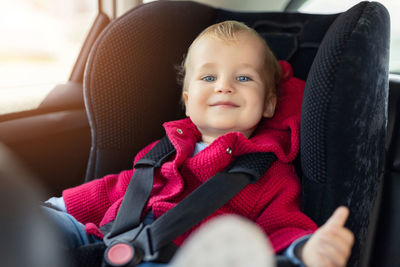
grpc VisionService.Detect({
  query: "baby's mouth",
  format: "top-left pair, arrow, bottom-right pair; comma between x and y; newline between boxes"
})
210,101 -> 240,108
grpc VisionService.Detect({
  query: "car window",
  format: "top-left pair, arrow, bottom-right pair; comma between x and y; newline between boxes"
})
0,0 -> 96,115
298,0 -> 400,74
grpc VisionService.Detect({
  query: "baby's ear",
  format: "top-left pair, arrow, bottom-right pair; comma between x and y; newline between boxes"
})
263,95 -> 276,118
183,92 -> 189,116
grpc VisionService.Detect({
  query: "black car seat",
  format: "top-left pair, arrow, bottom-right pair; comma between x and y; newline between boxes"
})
369,78 -> 400,266
82,1 -> 390,266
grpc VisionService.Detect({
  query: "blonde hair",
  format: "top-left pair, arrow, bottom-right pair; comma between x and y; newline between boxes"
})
177,20 -> 282,98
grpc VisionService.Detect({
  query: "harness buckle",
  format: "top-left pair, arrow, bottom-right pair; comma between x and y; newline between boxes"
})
132,225 -> 159,262
102,223 -> 158,267
104,241 -> 143,267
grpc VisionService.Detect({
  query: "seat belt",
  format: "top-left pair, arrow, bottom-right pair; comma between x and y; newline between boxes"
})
96,135 -> 276,267
106,136 -> 176,239
146,152 -> 277,252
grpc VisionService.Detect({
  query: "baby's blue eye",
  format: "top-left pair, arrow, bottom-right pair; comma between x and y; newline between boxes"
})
202,76 -> 216,82
237,76 -> 251,82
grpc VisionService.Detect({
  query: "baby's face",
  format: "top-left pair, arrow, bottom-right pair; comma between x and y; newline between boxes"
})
183,31 -> 275,144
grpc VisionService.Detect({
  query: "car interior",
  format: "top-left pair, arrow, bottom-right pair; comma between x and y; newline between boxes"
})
0,0 -> 399,266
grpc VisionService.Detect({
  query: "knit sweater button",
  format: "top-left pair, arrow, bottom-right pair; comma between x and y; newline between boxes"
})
226,147 -> 232,154
176,128 -> 183,134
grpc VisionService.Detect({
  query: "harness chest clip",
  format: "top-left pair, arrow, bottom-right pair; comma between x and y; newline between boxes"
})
103,223 -> 158,267
104,241 -> 142,267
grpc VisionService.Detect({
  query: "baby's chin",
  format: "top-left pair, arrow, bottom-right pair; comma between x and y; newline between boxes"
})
198,126 -> 256,142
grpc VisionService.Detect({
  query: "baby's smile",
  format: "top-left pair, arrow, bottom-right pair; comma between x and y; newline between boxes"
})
209,101 -> 240,108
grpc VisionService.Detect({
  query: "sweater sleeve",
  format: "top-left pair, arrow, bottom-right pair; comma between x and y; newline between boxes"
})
63,141 -> 158,225
255,163 -> 317,253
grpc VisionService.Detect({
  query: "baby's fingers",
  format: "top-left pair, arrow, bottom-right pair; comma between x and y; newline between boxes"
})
339,227 -> 354,248
316,243 -> 348,267
320,227 -> 354,258
322,206 -> 354,252
325,206 -> 349,228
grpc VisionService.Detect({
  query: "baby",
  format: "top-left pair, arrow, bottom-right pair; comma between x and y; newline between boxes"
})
176,20 -> 354,267
45,21 -> 354,267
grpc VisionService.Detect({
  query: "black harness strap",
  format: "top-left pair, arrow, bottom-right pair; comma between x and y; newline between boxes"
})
67,136 -> 277,267
107,136 -> 175,239
102,136 -> 277,266
145,152 -> 277,252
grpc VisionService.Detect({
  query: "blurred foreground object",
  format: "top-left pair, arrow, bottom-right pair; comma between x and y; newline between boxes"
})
0,143 -> 66,267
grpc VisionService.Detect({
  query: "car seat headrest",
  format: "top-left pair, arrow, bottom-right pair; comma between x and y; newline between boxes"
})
215,8 -> 338,80
300,2 -> 390,266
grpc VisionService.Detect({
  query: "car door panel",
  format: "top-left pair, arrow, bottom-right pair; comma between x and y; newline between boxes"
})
0,82 -> 90,197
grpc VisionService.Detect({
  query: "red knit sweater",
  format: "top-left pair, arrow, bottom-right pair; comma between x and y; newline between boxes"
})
63,61 -> 317,252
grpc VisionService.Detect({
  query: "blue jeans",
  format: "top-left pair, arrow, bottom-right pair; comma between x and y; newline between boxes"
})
42,206 -> 169,267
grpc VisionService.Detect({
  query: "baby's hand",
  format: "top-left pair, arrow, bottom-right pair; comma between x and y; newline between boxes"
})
300,206 -> 354,267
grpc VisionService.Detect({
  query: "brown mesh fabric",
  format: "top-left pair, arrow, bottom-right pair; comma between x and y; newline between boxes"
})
84,1 -> 216,179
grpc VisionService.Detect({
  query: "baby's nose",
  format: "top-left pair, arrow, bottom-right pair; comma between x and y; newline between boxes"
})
215,80 -> 233,93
